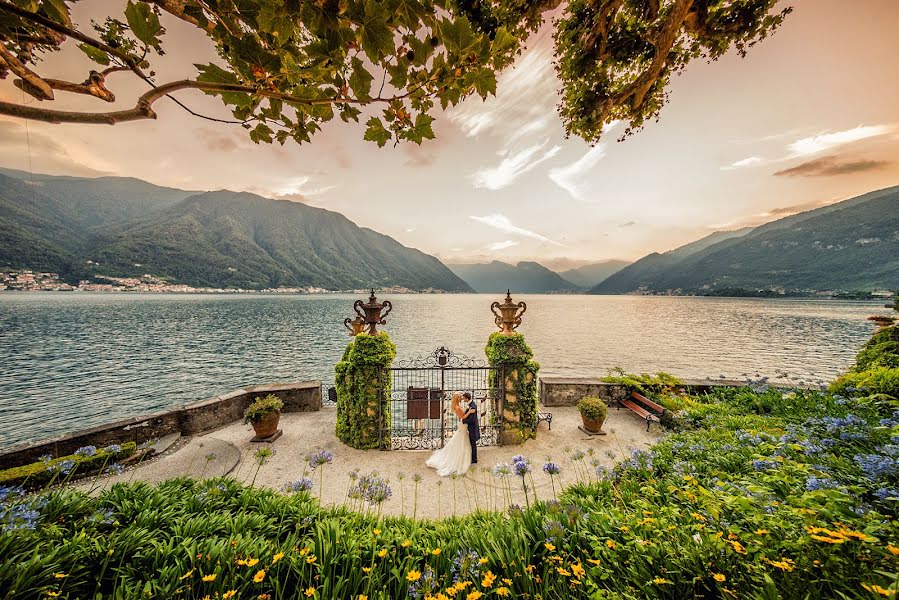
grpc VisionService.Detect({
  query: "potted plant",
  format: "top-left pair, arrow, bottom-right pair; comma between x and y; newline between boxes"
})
577,396 -> 607,433
244,394 -> 284,438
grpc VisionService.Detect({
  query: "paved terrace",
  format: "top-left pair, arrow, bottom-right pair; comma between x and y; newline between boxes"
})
85,405 -> 661,519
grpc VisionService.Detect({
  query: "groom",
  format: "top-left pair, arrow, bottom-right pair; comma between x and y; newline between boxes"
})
461,392 -> 480,463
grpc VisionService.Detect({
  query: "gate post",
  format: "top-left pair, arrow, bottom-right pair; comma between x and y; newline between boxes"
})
335,332 -> 397,449
485,333 -> 539,445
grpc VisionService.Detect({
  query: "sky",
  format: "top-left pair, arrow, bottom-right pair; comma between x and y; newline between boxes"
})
1,0 -> 898,270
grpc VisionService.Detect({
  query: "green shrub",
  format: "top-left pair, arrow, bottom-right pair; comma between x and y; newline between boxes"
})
0,442 -> 137,488
600,368 -> 682,395
830,366 -> 899,400
853,325 -> 899,371
335,332 -> 396,449
577,396 -> 607,421
243,394 -> 284,424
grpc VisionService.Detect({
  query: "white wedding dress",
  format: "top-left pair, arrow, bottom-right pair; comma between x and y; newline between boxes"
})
426,423 -> 472,477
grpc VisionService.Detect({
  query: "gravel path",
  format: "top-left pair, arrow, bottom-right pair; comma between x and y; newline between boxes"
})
102,405 -> 661,519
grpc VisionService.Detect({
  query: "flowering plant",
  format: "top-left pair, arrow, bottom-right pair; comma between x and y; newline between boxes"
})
243,394 -> 284,424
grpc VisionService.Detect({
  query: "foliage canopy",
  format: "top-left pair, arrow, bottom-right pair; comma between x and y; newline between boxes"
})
1,0 -> 790,145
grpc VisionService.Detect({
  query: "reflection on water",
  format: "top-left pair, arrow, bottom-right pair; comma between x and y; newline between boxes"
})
0,293 -> 880,448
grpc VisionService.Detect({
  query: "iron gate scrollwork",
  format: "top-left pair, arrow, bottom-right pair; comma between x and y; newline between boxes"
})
379,347 -> 504,450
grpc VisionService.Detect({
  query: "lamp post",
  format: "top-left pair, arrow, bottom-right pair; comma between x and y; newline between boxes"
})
490,289 -> 527,335
353,289 -> 392,334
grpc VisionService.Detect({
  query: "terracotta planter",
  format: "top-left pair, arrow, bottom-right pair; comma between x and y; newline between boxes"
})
581,414 -> 604,433
252,410 -> 281,439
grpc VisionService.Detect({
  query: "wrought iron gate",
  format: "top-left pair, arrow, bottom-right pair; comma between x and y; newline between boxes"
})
379,347 -> 504,450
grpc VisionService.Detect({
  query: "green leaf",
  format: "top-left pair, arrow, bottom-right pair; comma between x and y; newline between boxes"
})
405,112 -> 435,144
77,43 -> 111,66
438,16 -> 479,57
358,0 -> 394,60
491,26 -> 519,59
39,0 -> 71,27
349,57 -> 373,101
386,62 -> 407,90
339,105 -> 362,123
363,116 -> 392,147
391,0 -> 426,29
125,1 -> 163,50
249,123 -> 274,144
467,67 -> 496,98
195,63 -> 253,108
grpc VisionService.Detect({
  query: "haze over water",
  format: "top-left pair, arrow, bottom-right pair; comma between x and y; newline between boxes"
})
0,293 -> 881,449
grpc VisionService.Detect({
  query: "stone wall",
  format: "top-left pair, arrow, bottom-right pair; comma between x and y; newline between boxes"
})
0,381 -> 321,470
539,377 -> 751,407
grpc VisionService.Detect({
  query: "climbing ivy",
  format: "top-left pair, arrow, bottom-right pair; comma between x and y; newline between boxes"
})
335,332 -> 397,450
485,333 -> 539,443
600,368 -> 683,396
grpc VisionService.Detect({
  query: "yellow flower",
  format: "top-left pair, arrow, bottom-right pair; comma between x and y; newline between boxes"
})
246,558 -> 260,567
378,549 -> 388,558
619,526 -> 630,533
605,540 -> 616,549
431,548 -> 442,556
306,555 -> 317,564
766,558 -> 795,572
478,557 -> 488,565
466,592 -> 483,600
482,571 -> 496,588
52,574 -> 67,579
407,570 -> 422,582
202,574 -> 217,582
587,559 -> 601,566
862,583 -> 895,597
713,573 -> 726,582
838,528 -> 876,542
253,569 -> 266,583
888,545 -> 899,556
272,552 -> 284,564
222,592 -> 237,600
358,596 -> 368,600
544,542 -> 556,551
299,547 -> 310,556
373,529 -> 381,535
557,567 -> 571,577
496,588 -> 510,597
691,512 -> 705,521
571,563 -> 586,578
726,540 -> 747,554
304,588 -> 315,597
44,593 -> 60,599
179,570 -> 194,580
755,529 -> 770,535
401,540 -> 412,548
810,535 -> 845,544
652,578 -> 673,585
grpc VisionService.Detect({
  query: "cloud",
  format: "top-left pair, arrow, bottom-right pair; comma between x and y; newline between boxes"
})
470,214 -> 562,246
0,120 -> 111,176
722,156 -> 762,170
773,155 -> 889,177
194,127 -> 243,152
487,240 -> 519,251
618,220 -> 637,227
787,125 -> 892,157
548,143 -> 607,200
471,140 -> 562,190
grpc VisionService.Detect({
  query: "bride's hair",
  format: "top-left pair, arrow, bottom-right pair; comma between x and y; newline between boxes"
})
450,392 -> 462,407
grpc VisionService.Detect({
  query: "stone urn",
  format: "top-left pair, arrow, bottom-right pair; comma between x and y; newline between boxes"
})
581,415 -> 604,433
577,396 -> 607,434
251,410 -> 281,439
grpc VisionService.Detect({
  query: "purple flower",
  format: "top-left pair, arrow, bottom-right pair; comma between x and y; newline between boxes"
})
308,449 -> 334,469
105,463 -> 125,476
513,461 -> 531,477
543,462 -> 561,476
282,478 -> 314,493
103,444 -> 122,454
74,446 -> 97,457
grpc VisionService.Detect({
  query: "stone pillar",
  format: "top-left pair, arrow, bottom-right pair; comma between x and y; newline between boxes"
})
335,332 -> 396,449
485,332 -> 539,445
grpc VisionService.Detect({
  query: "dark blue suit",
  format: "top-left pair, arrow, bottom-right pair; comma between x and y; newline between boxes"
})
462,400 -> 480,463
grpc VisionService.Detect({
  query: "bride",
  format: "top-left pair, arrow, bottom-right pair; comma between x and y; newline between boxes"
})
426,392 -> 473,477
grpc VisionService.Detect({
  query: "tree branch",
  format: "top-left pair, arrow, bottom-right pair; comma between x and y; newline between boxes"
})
0,44 -> 54,100
43,71 -> 119,102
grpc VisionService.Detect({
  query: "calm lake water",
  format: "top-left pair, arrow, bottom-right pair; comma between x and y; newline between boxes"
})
0,293 -> 882,449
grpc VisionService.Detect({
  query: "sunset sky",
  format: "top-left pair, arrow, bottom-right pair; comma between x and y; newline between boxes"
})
1,0 -> 898,269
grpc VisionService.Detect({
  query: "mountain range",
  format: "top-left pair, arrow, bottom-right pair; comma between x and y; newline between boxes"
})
592,185 -> 899,294
0,168 -> 472,291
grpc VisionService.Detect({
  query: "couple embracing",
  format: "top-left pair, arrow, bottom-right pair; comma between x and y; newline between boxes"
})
425,391 -> 479,477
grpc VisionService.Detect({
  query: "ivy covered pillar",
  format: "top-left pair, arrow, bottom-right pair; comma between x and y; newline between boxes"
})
335,332 -> 396,449
486,332 -> 540,445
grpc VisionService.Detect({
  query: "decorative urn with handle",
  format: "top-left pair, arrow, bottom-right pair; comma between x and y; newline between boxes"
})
343,315 -> 366,336
354,289 -> 392,334
491,289 -> 527,335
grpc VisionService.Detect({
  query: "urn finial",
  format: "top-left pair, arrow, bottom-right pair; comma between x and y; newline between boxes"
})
490,290 -> 527,335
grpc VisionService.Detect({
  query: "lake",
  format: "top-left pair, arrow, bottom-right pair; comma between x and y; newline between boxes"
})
0,293 -> 882,449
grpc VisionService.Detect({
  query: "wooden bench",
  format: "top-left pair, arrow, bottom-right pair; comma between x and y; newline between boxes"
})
619,391 -> 665,431
536,411 -> 553,430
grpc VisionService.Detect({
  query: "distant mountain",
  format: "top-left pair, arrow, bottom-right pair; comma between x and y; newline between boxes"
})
0,170 -> 472,291
592,185 -> 899,294
448,261 -> 580,293
558,260 -> 631,288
